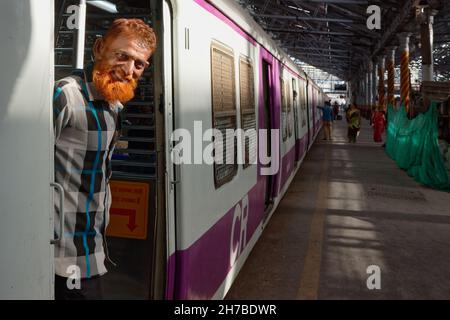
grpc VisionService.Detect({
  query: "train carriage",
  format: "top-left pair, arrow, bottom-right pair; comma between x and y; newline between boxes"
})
0,0 -> 326,299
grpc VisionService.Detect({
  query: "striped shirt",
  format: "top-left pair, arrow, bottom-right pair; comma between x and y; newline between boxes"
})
53,65 -> 122,279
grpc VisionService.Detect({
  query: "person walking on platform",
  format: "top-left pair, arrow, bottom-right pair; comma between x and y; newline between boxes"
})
318,101 -> 334,140
53,19 -> 156,300
346,103 -> 361,143
333,101 -> 340,120
371,108 -> 387,143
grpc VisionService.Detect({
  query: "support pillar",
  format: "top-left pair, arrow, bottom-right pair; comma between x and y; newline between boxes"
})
420,8 -> 437,81
398,32 -> 412,113
378,55 -> 386,111
352,79 -> 356,105
362,72 -> 365,109
372,60 -> 378,108
362,75 -> 366,108
361,77 -> 365,107
368,61 -> 373,110
357,77 -> 362,106
365,66 -> 370,110
346,80 -> 355,107
386,47 -> 397,108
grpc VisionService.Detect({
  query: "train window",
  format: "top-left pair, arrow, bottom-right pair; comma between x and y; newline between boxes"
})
281,78 -> 287,141
211,41 -> 238,188
239,56 -> 256,169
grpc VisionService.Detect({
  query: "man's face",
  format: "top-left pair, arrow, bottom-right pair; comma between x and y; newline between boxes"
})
93,34 -> 153,103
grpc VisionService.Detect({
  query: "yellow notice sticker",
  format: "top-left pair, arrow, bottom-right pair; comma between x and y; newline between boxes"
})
106,181 -> 149,240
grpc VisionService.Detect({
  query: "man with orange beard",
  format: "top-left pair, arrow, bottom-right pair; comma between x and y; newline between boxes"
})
52,19 -> 156,300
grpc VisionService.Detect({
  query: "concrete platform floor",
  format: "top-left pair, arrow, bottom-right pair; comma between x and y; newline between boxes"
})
226,116 -> 450,300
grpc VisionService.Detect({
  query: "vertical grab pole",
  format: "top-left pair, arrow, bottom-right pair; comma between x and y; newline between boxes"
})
76,0 -> 86,69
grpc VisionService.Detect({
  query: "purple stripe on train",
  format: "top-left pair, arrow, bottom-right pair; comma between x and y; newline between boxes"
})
170,179 -> 266,299
296,134 -> 308,161
279,147 -> 296,192
169,145 -> 302,300
280,135 -> 309,191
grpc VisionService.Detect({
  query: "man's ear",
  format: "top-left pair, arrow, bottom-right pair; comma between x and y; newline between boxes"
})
93,37 -> 105,60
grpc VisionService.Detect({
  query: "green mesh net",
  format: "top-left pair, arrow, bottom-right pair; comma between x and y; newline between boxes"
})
386,102 -> 450,192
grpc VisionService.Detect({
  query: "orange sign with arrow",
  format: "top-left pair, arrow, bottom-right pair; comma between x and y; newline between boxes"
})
107,181 -> 150,240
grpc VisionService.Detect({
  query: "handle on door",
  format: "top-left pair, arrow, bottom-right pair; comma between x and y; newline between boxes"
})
172,163 -> 181,186
51,182 -> 65,245
170,146 -> 182,186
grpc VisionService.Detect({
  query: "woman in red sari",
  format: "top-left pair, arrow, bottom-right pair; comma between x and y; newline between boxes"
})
372,108 -> 386,143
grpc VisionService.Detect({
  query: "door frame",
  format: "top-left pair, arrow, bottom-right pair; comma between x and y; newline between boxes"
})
306,80 -> 311,150
261,59 -> 275,215
162,0 -> 177,300
292,78 -> 300,163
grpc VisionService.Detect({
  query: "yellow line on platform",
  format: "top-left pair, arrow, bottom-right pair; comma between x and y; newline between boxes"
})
297,148 -> 329,300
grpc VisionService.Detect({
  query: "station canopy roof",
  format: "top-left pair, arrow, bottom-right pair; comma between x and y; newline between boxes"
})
236,0 -> 450,81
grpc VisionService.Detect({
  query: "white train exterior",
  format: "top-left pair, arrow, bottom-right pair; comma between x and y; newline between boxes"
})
0,0 -> 326,299
168,0 -> 325,299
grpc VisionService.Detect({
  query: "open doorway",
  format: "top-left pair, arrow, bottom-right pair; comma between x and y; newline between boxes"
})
54,0 -> 167,299
261,60 -> 274,214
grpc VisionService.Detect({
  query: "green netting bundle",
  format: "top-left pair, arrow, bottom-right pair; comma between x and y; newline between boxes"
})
386,102 -> 450,192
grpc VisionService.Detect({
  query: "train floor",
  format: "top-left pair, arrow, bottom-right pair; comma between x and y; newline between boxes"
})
226,115 -> 450,300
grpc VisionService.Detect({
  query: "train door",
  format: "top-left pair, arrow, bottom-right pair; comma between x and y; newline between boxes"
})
292,78 -> 300,163
262,60 -> 274,213
306,81 -> 311,149
0,0 -> 54,299
54,0 -> 167,299
312,88 -> 316,138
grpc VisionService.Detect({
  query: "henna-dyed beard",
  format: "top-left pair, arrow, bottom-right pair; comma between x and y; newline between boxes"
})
92,62 -> 138,104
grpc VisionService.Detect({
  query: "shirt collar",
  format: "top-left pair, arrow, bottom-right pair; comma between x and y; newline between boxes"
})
82,63 -> 101,102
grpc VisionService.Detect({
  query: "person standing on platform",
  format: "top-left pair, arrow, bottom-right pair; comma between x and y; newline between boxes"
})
318,101 -> 334,140
53,19 -> 156,300
346,103 -> 361,143
372,108 -> 387,143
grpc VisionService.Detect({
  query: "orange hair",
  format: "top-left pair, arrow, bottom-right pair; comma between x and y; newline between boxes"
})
103,18 -> 157,53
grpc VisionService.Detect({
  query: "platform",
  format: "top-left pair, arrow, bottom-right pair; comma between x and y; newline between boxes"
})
226,116 -> 450,300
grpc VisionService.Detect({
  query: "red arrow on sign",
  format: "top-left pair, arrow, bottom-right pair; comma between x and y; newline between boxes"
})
110,208 -> 138,232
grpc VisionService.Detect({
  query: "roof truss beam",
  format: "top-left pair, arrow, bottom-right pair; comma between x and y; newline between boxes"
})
265,27 -> 354,36
257,14 -> 355,24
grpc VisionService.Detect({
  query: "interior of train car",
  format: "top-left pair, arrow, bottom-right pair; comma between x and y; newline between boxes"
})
55,0 -> 167,299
